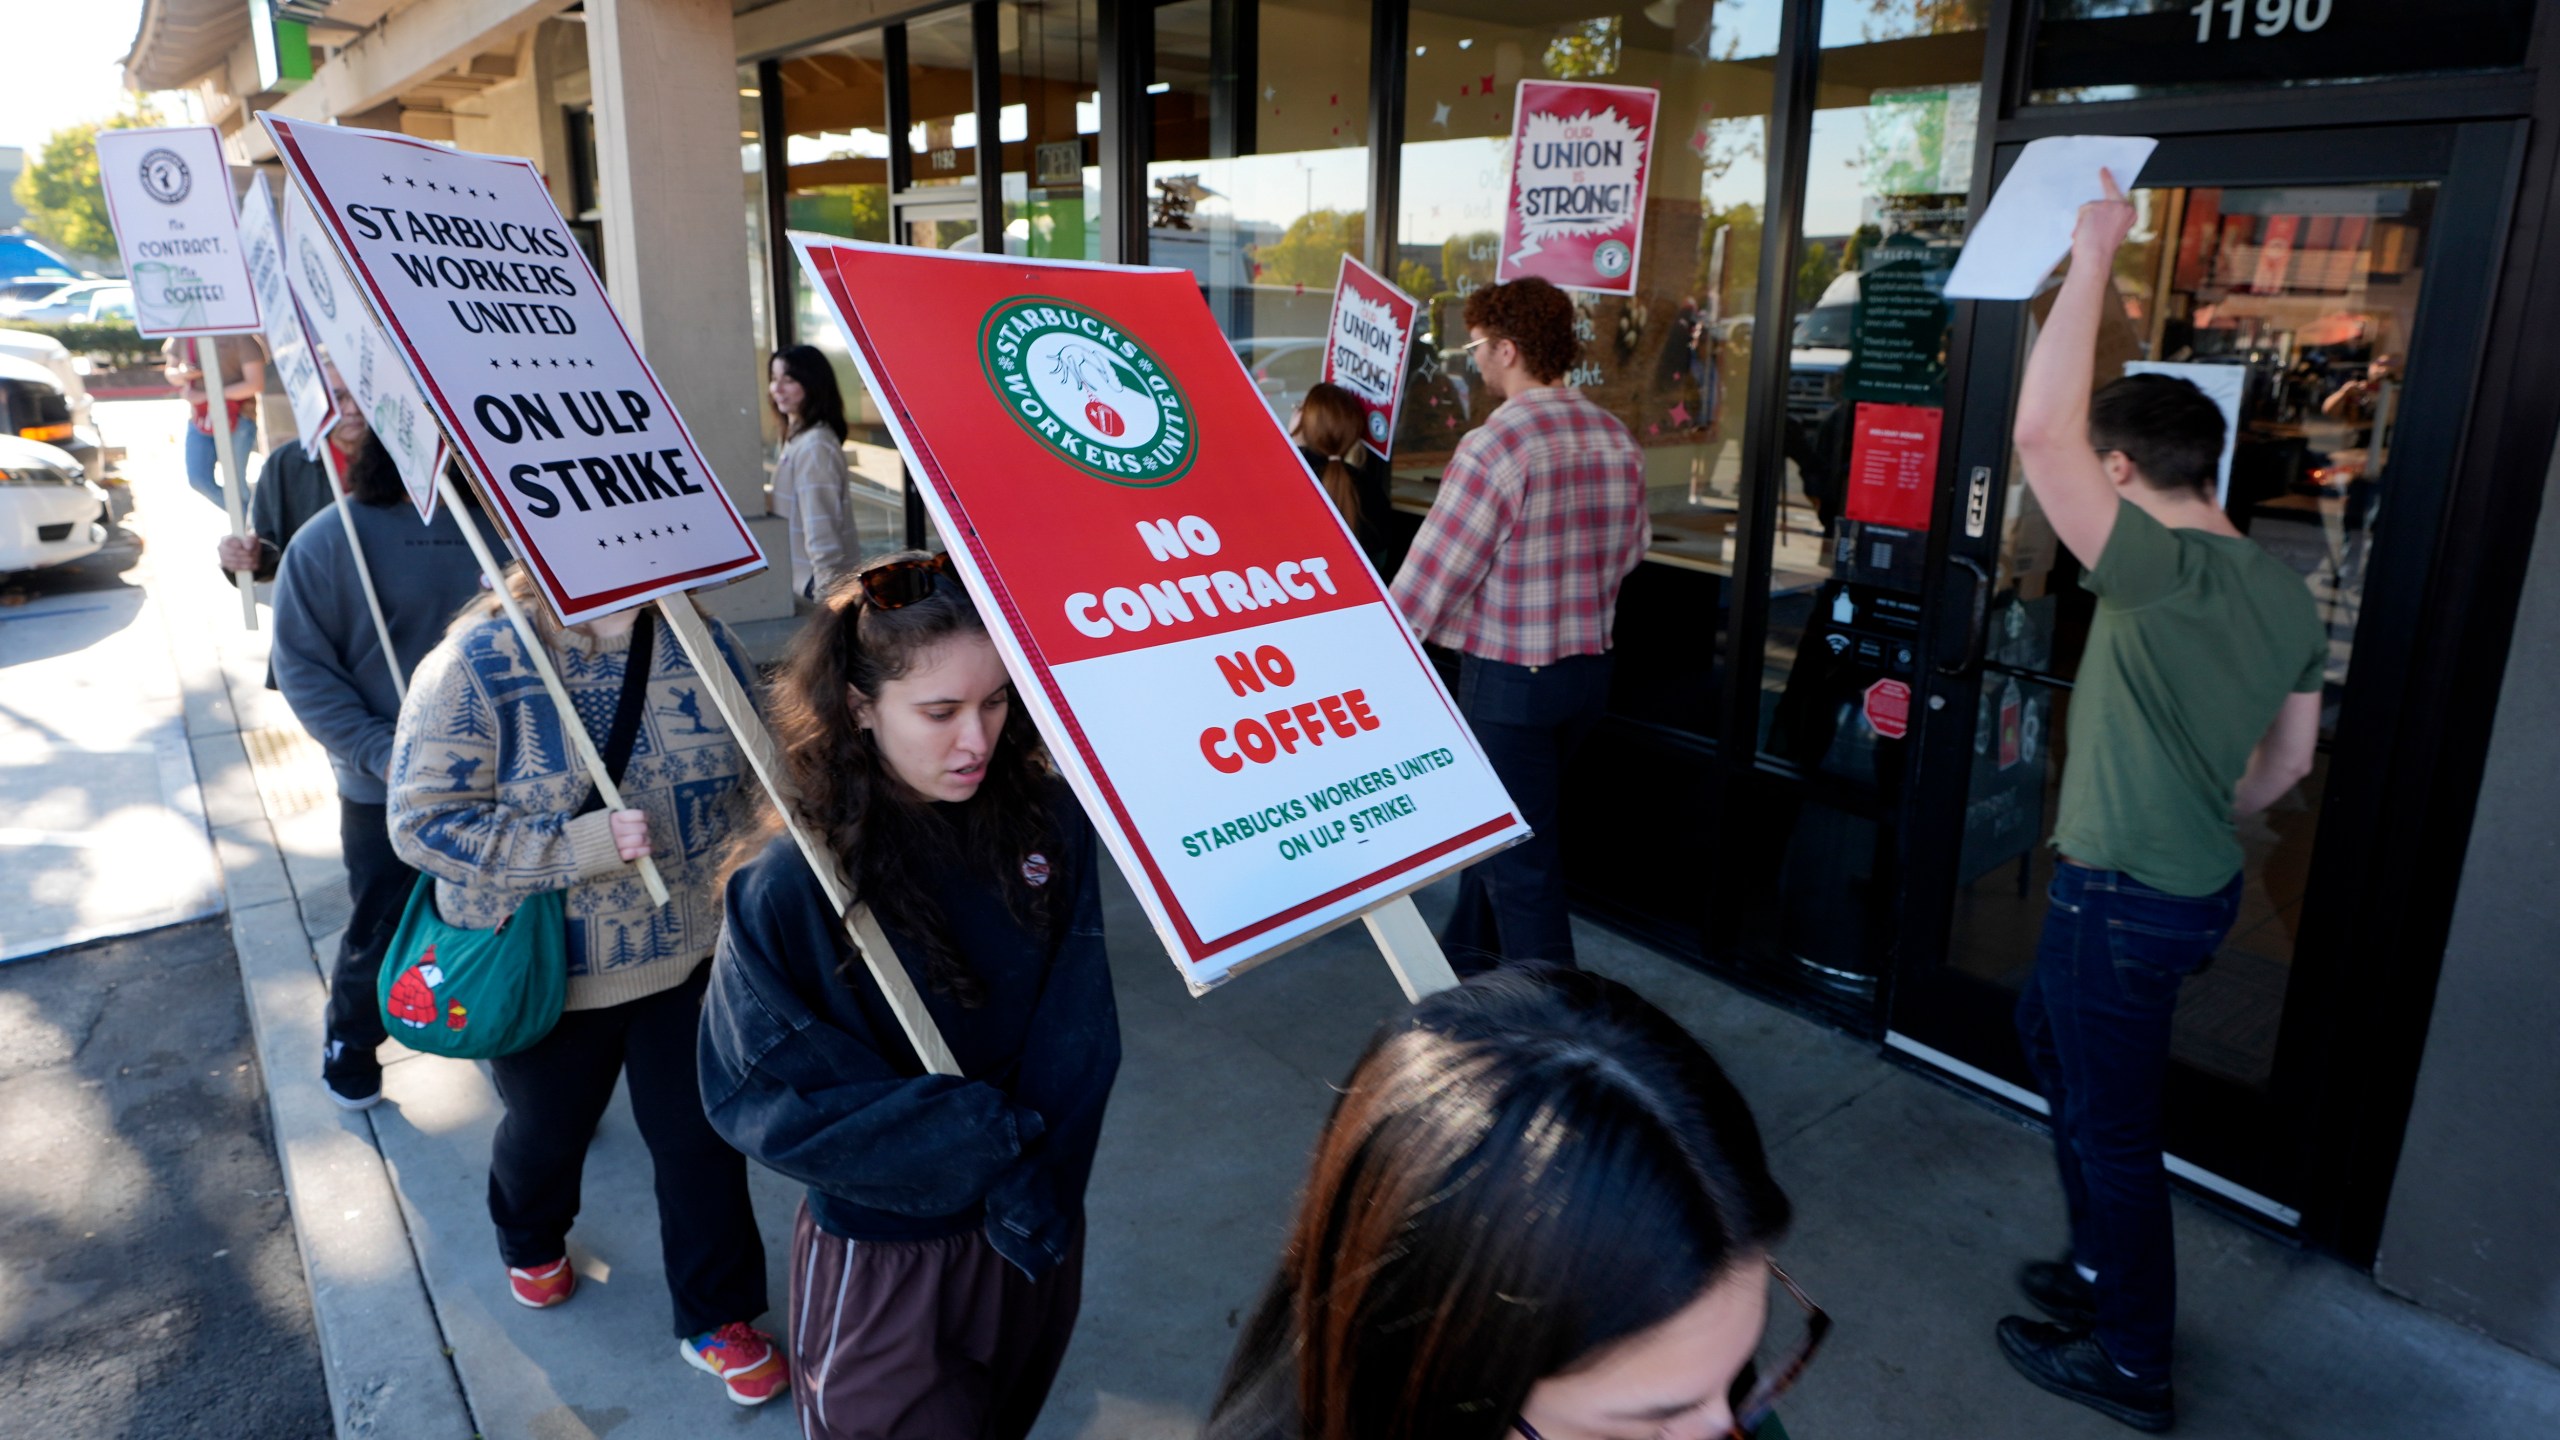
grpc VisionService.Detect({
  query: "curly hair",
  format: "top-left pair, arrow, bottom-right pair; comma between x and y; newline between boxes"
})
723,553 -> 1063,1007
1462,278 -> 1580,384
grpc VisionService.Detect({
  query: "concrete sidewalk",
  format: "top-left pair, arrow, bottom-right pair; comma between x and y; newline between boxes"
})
155,405 -> 2560,1438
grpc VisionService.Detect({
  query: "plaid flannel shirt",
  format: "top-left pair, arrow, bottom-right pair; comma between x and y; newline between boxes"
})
1391,386 -> 1652,667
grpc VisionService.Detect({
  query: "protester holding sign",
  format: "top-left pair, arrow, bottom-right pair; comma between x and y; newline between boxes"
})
767,344 -> 860,603
218,365 -> 368,581
385,563 -> 783,1407
1205,968 -> 1815,1440
1290,383 -> 1393,577
270,445 -> 497,1109
1391,278 -> 1650,971
701,554 -> 1121,1438
163,334 -> 264,508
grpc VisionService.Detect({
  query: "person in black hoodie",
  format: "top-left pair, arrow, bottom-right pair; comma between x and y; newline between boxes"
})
699,550 -> 1121,1440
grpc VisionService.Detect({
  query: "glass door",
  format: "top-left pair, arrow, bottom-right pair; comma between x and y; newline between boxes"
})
1888,124 -> 2518,1230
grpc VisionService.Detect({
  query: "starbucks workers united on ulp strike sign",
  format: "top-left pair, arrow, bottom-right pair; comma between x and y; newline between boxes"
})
284,188 -> 446,519
796,238 -> 1526,990
94,127 -> 262,337
1321,256 -> 1419,461
259,113 -> 764,622
1498,80 -> 1661,296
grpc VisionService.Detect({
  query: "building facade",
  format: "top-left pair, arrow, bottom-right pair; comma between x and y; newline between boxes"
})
131,0 -> 2560,1363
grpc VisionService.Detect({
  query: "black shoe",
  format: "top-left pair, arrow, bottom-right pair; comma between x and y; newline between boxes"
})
2020,1256 -> 2098,1327
1997,1316 -> 2174,1433
323,1039 -> 383,1112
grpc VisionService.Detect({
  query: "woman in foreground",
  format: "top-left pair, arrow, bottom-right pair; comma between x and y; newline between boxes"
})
1206,967 -> 1822,1440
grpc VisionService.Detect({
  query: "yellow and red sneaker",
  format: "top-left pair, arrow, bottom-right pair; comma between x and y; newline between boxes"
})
680,1322 -> 788,1407
507,1257 -> 576,1310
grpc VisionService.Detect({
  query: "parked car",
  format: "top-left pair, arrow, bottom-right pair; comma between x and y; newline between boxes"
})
1232,335 -> 1329,421
1786,270 -> 1859,427
0,280 -> 128,324
78,284 -> 135,323
0,232 -> 85,290
0,351 -> 106,492
0,433 -> 109,574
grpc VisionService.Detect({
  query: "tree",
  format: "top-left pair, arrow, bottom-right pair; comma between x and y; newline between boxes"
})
14,104 -> 165,259
1795,240 -> 1837,309
1396,259 -> 1434,299
1253,209 -> 1364,289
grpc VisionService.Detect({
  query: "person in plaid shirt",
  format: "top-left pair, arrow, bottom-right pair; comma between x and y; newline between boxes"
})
1392,278 -> 1651,971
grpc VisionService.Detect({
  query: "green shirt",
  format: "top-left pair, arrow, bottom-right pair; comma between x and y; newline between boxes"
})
2052,501 -> 2325,896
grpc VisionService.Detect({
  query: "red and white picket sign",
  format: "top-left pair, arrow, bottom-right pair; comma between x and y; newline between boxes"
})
1321,256 -> 1420,460
1497,80 -> 1662,296
794,238 -> 1525,991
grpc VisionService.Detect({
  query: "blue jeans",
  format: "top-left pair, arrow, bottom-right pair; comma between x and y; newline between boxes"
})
2015,862 -> 2242,1382
185,415 -> 259,508
1443,652 -> 1613,972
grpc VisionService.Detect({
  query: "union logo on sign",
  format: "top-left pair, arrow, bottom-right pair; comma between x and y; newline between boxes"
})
138,148 -> 192,205
978,295 -> 1196,487
297,236 -> 338,320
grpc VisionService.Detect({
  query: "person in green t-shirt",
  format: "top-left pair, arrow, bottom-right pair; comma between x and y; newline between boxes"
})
1991,171 -> 2325,1435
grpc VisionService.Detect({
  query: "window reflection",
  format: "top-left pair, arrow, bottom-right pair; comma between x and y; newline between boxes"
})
772,30 -> 907,554
1001,0 -> 1104,260
1393,0 -> 1772,736
1148,0 -> 1375,426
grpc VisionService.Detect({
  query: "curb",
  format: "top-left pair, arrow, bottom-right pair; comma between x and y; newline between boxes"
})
160,555 -> 479,1439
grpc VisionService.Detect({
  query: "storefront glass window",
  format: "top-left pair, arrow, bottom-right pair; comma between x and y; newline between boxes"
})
2025,0 -> 2533,105
1002,0 -> 1104,261
1147,0 -> 1374,422
1394,0 -> 1774,737
773,29 -> 906,553
1757,4 -> 1986,762
906,7 -> 981,210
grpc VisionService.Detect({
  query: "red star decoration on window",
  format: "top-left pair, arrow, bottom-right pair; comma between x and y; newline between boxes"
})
1479,75 -> 1496,95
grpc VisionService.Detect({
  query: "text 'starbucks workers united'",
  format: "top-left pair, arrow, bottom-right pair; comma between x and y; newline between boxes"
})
979,296 -> 1197,487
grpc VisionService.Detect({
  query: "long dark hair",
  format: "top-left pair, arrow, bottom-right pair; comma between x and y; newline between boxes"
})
772,343 -> 850,444
1206,967 -> 1792,1440
727,552 -> 1059,1006
1292,382 -> 1364,534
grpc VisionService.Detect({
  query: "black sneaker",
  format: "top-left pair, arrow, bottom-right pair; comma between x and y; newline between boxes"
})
322,1039 -> 383,1111
2020,1256 -> 2098,1327
1997,1316 -> 2173,1432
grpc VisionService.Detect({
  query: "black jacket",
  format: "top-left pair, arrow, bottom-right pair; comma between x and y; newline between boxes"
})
1298,443 -> 1399,580
697,790 -> 1120,1277
236,439 -> 340,581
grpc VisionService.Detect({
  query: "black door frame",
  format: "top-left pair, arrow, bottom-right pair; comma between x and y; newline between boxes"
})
1892,117 -> 2532,1252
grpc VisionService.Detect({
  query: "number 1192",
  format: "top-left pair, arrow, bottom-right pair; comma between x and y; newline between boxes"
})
2191,0 -> 2333,42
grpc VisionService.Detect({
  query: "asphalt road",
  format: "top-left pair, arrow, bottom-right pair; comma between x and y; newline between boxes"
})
0,918 -> 331,1438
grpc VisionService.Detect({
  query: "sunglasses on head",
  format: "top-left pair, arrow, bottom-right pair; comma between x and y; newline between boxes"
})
854,552 -> 956,611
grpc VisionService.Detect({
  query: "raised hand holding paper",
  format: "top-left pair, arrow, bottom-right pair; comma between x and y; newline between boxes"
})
1943,135 -> 2158,301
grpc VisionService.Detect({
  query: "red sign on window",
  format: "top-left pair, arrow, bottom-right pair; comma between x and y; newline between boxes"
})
1864,678 -> 1912,740
1845,401 -> 1944,532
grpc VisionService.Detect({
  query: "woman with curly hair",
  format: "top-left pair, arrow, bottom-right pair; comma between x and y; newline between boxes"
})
699,550 -> 1121,1439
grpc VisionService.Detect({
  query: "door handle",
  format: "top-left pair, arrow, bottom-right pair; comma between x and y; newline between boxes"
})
1938,555 -> 1993,678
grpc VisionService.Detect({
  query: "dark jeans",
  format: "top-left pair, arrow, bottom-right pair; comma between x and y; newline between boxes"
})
486,964 -> 767,1338
1444,651 -> 1613,973
322,800 -> 418,1058
2015,863 -> 2243,1382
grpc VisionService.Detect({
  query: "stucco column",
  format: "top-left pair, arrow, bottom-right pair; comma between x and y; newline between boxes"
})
587,0 -> 789,623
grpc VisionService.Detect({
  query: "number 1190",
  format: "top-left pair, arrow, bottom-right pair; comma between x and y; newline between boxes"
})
2191,0 -> 2333,42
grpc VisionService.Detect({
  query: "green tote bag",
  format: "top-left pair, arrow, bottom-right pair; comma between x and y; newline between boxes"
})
375,881 -> 567,1060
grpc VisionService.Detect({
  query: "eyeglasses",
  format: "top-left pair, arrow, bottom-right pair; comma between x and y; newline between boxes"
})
854,552 -> 956,611
1513,1262 -> 1829,1440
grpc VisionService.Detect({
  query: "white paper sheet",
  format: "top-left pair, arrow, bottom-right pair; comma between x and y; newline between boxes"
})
2123,361 -> 2246,508
1944,135 -> 2159,301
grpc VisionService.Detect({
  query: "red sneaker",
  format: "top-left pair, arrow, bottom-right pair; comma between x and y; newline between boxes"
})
507,1257 -> 576,1309
681,1322 -> 788,1407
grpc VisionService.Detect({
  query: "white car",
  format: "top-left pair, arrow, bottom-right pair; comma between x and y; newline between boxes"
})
0,434 -> 109,573
0,279 -> 124,323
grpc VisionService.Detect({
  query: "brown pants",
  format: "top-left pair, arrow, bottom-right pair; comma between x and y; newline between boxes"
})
788,1201 -> 1083,1440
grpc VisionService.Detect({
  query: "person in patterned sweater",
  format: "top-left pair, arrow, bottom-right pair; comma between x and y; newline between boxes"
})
385,564 -> 787,1408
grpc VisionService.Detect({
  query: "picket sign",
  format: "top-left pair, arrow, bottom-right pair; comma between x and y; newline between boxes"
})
793,238 -> 1520,999
238,171 -> 407,701
92,126 -> 262,629
260,112 -> 960,1072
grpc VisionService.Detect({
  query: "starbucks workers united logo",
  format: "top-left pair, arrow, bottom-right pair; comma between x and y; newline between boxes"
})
979,296 -> 1195,486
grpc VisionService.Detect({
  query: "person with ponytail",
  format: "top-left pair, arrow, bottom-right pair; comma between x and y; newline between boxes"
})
699,550 -> 1121,1439
1291,382 -> 1396,578
1206,968 -> 1821,1440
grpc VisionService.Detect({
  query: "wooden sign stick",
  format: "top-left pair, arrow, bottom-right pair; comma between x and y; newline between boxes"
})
435,472 -> 670,908
1362,894 -> 1461,1001
654,591 -> 961,1076
199,335 -> 259,630
314,441 -> 404,704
